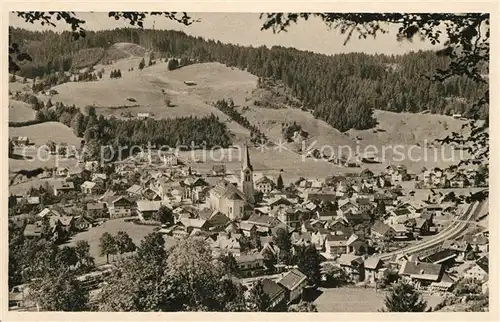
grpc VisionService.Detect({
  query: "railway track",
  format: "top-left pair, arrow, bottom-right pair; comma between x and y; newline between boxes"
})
378,200 -> 485,261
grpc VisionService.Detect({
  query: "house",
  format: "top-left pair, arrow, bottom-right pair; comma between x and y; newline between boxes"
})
371,221 -> 396,241
305,191 -> 337,203
211,165 -> 226,176
325,234 -> 350,257
398,260 -> 444,290
277,269 -> 308,303
178,218 -> 211,234
137,112 -> 150,119
449,173 -> 468,188
206,211 -> 231,231
161,152 -> 178,166
86,202 -> 107,219
391,223 -> 411,240
180,177 -> 209,202
136,200 -> 170,221
91,173 -> 108,183
235,253 -> 265,277
126,184 -> 143,197
73,215 -> 95,231
259,279 -> 287,311
52,181 -> 75,196
464,256 -> 488,281
23,222 -> 43,239
240,221 -> 257,237
211,233 -> 242,257
84,161 -> 99,172
81,181 -> 97,194
386,165 -> 408,183
247,214 -> 283,234
50,215 -> 75,234
441,240 -> 472,261
419,249 -> 457,269
359,169 -> 374,179
104,196 -> 135,219
338,254 -> 365,282
12,136 -> 29,146
364,257 -> 384,283
142,187 -> 162,201
270,206 -> 305,230
254,176 -> 275,194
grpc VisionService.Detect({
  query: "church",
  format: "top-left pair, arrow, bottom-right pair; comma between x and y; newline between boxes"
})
207,144 -> 254,220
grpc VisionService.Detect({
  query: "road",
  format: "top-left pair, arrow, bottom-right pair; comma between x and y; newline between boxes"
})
377,199 -> 487,261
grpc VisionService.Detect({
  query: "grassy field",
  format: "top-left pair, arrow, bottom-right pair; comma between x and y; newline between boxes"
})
314,287 -> 443,312
9,100 -> 36,122
64,218 -> 178,266
9,122 -> 81,173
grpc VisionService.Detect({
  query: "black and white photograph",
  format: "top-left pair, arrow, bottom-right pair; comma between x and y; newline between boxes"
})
6,8 -> 493,314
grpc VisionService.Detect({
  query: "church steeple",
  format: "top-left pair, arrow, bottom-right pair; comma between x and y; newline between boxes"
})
240,143 -> 254,203
242,143 -> 253,171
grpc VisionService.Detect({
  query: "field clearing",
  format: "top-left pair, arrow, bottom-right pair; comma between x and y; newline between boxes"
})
314,287 -> 443,312
179,143 -> 470,186
9,79 -> 32,94
9,122 -> 81,173
350,110 -> 468,147
9,122 -> 80,147
9,100 -> 36,122
64,218 -> 178,266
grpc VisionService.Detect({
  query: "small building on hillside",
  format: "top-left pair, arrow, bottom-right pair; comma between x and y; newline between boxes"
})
53,181 -> 75,196
277,268 -> 308,303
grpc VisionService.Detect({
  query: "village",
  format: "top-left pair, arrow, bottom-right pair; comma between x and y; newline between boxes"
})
8,140 -> 489,311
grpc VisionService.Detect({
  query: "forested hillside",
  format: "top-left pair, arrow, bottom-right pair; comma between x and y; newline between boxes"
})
10,27 -> 488,132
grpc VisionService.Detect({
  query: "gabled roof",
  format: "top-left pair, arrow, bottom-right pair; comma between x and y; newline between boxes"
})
81,181 -> 96,189
364,257 -> 383,270
53,181 -> 75,190
371,221 -> 394,236
261,279 -> 286,302
278,269 -> 307,290
338,254 -> 364,267
127,184 -> 143,195
399,261 -> 443,281
136,200 -> 166,212
255,176 -> 275,186
235,252 -> 264,263
211,179 -> 246,201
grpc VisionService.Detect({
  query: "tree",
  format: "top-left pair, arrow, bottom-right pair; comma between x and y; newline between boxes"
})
321,262 -> 348,287
139,57 -> 146,70
276,174 -> 284,190
274,227 -> 291,264
247,280 -> 271,312
29,271 -> 89,311
167,58 -> 179,70
453,278 -> 482,296
45,98 -> 53,108
166,237 -> 235,311
57,142 -> 67,156
152,205 -> 174,225
137,232 -> 166,263
382,280 -> 427,312
98,253 -> 179,311
55,246 -> 78,269
46,140 -> 56,154
115,231 -> 136,257
288,301 -> 318,312
219,253 -> 239,276
74,240 -> 94,268
296,244 -> 321,286
99,232 -> 117,264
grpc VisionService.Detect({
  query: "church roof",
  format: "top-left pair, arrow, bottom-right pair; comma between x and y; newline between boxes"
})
242,144 -> 253,171
211,179 -> 247,201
